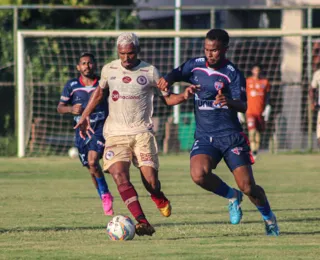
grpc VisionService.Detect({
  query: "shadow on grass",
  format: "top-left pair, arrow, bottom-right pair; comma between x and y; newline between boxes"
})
0,226 -> 104,233
2,217 -> 319,234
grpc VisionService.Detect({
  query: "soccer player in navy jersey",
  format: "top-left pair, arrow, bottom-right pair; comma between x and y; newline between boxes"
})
158,29 -> 279,236
57,52 -> 113,216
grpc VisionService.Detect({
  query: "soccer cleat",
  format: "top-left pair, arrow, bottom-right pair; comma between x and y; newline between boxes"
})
135,222 -> 155,236
228,189 -> 243,225
101,192 -> 114,216
264,215 -> 280,236
151,193 -> 172,217
158,201 -> 172,217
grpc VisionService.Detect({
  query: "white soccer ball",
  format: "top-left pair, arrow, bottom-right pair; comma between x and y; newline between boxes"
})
68,147 -> 78,159
106,215 -> 136,241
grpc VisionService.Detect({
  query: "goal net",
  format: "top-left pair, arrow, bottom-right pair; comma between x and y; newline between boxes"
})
17,30 -> 320,157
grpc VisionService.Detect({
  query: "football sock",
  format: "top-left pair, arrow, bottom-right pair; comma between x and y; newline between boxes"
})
118,182 -> 147,223
213,180 -> 235,199
151,191 -> 168,208
96,176 -> 109,195
256,199 -> 273,221
96,188 -> 102,199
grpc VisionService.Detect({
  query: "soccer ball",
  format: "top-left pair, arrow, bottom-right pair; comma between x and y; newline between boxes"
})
68,147 -> 78,159
106,215 -> 136,241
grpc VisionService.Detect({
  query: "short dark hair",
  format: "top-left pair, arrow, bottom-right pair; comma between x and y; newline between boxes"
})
206,29 -> 229,47
79,52 -> 95,63
251,62 -> 263,70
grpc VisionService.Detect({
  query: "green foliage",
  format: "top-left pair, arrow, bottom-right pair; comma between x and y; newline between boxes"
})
0,0 -> 138,138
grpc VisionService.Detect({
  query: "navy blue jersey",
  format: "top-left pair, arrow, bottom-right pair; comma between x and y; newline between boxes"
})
59,76 -> 108,129
166,57 -> 246,138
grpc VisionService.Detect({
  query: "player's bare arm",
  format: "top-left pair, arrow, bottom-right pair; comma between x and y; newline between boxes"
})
57,103 -> 83,115
214,89 -> 247,113
161,85 -> 199,106
157,77 -> 174,92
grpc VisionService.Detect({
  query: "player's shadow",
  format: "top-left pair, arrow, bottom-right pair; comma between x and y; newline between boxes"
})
0,226 -> 104,234
243,208 -> 320,213
161,230 -> 320,241
155,217 -> 320,227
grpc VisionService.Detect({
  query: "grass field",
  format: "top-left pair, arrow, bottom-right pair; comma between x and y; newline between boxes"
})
1,153 -> 320,260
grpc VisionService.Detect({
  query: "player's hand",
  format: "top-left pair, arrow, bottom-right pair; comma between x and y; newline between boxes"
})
214,89 -> 229,107
184,85 -> 200,100
157,77 -> 170,92
73,116 -> 94,139
311,101 -> 317,111
71,104 -> 83,115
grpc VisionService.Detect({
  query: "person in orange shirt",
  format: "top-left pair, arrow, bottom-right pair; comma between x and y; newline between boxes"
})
244,64 -> 271,159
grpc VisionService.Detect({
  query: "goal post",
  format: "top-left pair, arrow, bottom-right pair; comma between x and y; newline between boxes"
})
17,29 -> 320,157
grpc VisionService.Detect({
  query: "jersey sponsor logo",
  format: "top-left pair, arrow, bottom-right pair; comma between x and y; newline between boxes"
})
110,66 -> 118,69
227,64 -> 235,71
105,150 -> 114,160
70,81 -> 77,86
122,76 -> 132,83
112,90 -> 120,101
195,94 -> 228,110
136,75 -> 147,85
195,57 -> 205,62
140,69 -> 149,72
214,81 -> 224,91
110,76 -> 116,80
111,90 -> 140,101
231,147 -> 243,155
60,96 -> 69,101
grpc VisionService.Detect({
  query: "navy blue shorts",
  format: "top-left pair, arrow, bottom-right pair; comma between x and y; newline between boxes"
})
74,127 -> 105,167
190,132 -> 254,171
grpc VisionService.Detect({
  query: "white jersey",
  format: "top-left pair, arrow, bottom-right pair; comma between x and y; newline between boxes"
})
311,69 -> 320,105
99,59 -> 168,136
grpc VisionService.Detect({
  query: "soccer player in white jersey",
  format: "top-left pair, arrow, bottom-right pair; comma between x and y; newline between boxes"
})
309,67 -> 320,146
74,33 -> 195,236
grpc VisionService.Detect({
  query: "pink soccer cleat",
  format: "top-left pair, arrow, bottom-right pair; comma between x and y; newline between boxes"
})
101,192 -> 114,216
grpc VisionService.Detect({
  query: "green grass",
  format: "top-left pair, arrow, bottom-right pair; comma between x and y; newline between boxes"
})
1,154 -> 320,260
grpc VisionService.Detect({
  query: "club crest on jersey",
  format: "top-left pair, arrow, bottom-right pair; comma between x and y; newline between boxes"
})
122,76 -> 132,83
137,75 -> 147,85
231,147 -> 243,155
105,150 -> 114,160
214,81 -> 224,91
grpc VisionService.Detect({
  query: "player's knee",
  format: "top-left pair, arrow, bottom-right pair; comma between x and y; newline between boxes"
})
238,181 -> 253,196
111,170 -> 129,186
87,158 -> 98,169
190,169 -> 206,185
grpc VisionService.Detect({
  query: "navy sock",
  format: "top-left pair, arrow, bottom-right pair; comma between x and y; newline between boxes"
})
213,180 -> 235,199
256,199 -> 273,221
96,188 -> 102,199
96,176 -> 109,195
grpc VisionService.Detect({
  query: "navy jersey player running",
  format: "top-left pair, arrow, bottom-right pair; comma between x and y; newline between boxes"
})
158,29 -> 279,236
57,52 -> 113,216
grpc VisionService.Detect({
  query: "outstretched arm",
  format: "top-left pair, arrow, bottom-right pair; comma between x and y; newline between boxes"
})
160,85 -> 200,106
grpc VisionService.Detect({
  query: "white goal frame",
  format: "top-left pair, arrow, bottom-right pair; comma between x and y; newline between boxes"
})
17,28 -> 320,157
